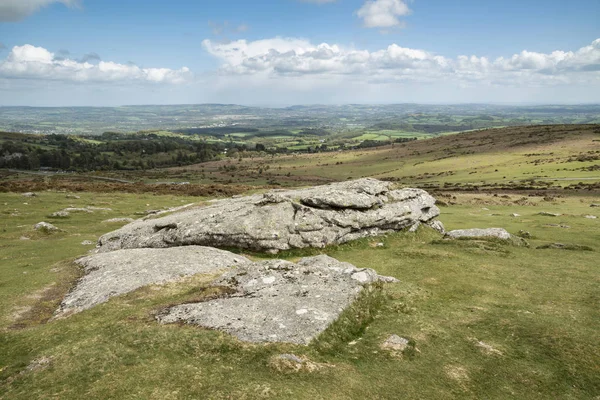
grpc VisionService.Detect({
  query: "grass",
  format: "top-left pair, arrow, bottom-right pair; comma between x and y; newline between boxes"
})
1,188 -> 599,399
157,124 -> 600,189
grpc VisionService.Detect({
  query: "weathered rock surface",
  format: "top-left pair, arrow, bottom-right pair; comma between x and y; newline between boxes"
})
157,255 -> 396,344
56,246 -> 250,316
49,211 -> 70,218
381,334 -> 410,352
34,222 -> 58,232
538,212 -> 561,217
103,217 -> 135,223
97,178 -> 441,254
445,228 -> 512,240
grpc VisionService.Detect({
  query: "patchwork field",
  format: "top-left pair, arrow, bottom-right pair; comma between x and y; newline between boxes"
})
0,187 -> 599,399
157,124 -> 600,190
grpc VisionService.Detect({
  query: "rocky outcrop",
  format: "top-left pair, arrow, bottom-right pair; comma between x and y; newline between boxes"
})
96,178 -> 442,254
157,255 -> 396,344
55,246 -> 250,316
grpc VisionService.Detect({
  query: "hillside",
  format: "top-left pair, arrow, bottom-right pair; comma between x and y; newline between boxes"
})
164,124 -> 600,191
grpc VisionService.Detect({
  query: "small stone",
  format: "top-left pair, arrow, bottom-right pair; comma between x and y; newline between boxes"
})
22,192 -> 37,197
103,218 -> 135,223
538,212 -> 561,217
517,230 -> 532,239
50,211 -> 70,218
584,215 -> 597,219
34,222 -> 58,232
381,334 -> 410,351
510,213 -> 520,217
590,204 -> 600,208
66,194 -> 81,199
81,240 -> 95,246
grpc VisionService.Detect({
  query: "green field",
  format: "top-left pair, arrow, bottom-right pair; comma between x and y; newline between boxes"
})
1,190 -> 599,399
1,123 -> 600,399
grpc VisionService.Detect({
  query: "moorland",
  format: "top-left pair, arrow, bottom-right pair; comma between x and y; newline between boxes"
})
0,110 -> 599,399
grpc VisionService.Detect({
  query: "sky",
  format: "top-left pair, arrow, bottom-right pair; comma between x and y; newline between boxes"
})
0,0 -> 599,106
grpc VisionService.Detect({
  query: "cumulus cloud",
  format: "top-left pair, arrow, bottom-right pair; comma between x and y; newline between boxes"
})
0,44 -> 192,83
356,0 -> 411,29
202,37 -> 600,88
0,0 -> 79,22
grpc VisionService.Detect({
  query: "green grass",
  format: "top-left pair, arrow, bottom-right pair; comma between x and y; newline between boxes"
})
1,190 -> 599,399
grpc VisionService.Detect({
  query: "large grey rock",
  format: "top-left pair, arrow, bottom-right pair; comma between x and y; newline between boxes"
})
55,246 -> 250,316
97,178 -> 441,254
157,255 -> 396,344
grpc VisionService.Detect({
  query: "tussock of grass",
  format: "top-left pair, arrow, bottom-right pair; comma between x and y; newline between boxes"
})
312,282 -> 386,354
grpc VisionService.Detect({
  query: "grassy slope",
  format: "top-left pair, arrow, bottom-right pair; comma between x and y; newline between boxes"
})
1,125 -> 599,398
166,124 -> 600,188
0,188 -> 599,399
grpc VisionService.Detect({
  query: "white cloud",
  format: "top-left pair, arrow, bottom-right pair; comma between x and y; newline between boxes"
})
0,0 -> 79,22
0,44 -> 192,83
202,37 -> 600,88
356,0 -> 411,29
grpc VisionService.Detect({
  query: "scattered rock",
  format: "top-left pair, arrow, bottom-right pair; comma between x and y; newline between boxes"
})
56,246 -> 250,316
584,215 -> 597,219
97,179 -> 442,254
49,211 -> 70,218
536,243 -> 593,251
81,240 -> 95,246
157,255 -> 396,344
445,228 -> 527,246
510,213 -> 521,217
62,207 -> 93,213
538,212 -> 561,217
445,228 -> 511,240
25,356 -> 53,373
34,222 -> 58,232
543,224 -> 570,229
20,236 -> 30,240
381,334 -> 410,352
66,194 -> 81,199
86,207 -> 112,211
590,204 -> 600,208
103,218 -> 135,223
517,230 -> 532,239
22,192 -> 37,197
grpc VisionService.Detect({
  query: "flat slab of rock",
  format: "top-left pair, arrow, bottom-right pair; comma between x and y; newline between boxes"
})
97,178 -> 442,254
56,246 -> 250,316
157,255 -> 395,344
445,228 -> 512,240
445,228 -> 527,246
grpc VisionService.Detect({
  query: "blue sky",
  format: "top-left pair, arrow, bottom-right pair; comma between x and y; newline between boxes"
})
0,0 -> 599,106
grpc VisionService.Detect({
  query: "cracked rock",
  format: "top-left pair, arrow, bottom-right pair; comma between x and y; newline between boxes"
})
97,178 -> 442,254
55,246 -> 250,316
157,255 -> 396,344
